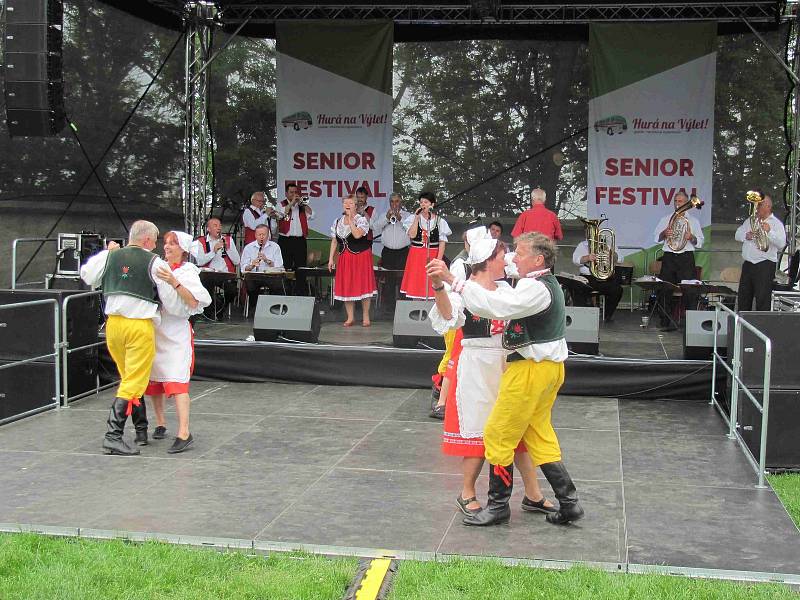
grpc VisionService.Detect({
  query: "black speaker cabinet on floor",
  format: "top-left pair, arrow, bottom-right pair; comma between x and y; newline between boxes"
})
728,311 -> 800,389
392,300 -> 444,350
3,0 -> 65,136
737,388 -> 800,470
0,359 -> 57,422
253,295 -> 321,343
683,310 -> 728,360
564,306 -> 599,355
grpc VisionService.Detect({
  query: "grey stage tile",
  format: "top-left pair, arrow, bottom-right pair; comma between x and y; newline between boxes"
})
88,460 -> 327,539
619,399 -> 726,436
552,396 -> 619,431
259,468 -> 462,552
0,409 -> 107,453
339,420 -> 461,475
0,450 -> 51,474
387,388 -> 438,423
0,453 -> 179,527
439,481 -> 624,563
625,483 -> 800,574
272,386 -> 415,421
202,415 -> 378,467
622,431 -> 757,488
188,382 -> 318,416
555,428 -> 622,483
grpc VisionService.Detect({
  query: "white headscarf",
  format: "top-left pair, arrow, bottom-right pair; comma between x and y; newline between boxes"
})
466,226 -> 497,265
171,231 -> 195,255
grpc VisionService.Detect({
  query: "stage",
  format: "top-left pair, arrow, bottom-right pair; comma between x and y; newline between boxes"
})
1,382 -> 798,581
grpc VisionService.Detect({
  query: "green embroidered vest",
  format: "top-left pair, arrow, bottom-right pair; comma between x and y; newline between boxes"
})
100,246 -> 158,304
502,273 -> 565,350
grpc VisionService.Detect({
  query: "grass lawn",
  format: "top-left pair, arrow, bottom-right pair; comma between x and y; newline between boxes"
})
768,474 -> 800,527
0,534 -> 355,600
387,561 -> 798,600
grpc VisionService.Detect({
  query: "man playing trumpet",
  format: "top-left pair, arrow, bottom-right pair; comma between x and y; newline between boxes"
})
277,182 -> 314,295
371,192 -> 411,270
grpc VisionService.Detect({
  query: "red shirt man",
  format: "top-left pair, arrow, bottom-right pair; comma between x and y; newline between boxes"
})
511,188 -> 563,240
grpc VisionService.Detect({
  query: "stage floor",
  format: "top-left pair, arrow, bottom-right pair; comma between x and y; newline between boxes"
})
1,383 -> 798,577
193,306 -> 686,360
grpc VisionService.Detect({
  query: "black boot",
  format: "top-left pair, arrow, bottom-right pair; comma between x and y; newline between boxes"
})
463,463 -> 513,526
103,397 -> 139,456
131,398 -> 149,446
540,461 -> 583,524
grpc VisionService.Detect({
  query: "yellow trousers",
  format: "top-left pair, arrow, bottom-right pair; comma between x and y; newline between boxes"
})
105,315 -> 156,401
484,359 -> 565,467
437,329 -> 458,375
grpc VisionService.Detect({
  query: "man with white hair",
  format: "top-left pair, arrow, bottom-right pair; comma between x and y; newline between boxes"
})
80,220 -> 183,456
511,188 -> 563,241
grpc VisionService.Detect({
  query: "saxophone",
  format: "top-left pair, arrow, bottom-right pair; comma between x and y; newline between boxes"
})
580,216 -> 615,280
746,190 -> 770,252
666,195 -> 704,252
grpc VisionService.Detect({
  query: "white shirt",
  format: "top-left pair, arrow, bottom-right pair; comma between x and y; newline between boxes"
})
281,201 -> 315,237
331,215 -> 370,239
243,205 -> 276,236
653,212 -> 704,254
193,234 -> 240,272
572,241 -> 592,276
80,248 -> 183,322
240,240 -> 284,273
452,272 -> 569,363
402,214 -> 452,242
371,209 -> 411,249
734,213 -> 785,264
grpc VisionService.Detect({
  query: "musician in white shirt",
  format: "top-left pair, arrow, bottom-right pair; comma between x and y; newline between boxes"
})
194,217 -> 240,309
242,191 -> 278,245
735,192 -> 786,311
371,192 -> 411,270
240,224 -> 285,315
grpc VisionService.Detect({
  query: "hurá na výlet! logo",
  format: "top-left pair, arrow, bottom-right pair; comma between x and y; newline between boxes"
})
593,115 -> 628,136
281,111 -> 313,131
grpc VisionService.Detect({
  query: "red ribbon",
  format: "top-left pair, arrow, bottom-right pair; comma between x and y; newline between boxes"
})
124,396 -> 141,417
494,464 -> 512,487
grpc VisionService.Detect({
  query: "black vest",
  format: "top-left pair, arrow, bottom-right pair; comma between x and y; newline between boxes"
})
411,217 -> 440,248
461,308 -> 493,339
335,218 -> 371,254
502,274 -> 566,350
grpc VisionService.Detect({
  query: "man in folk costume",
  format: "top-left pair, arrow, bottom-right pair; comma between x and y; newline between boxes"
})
194,217 -> 240,310
242,191 -> 278,246
80,220 -> 183,456
428,232 -> 583,526
278,182 -> 314,294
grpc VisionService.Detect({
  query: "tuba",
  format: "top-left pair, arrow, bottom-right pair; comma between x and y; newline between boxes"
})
666,195 -> 704,252
580,215 -> 615,280
746,190 -> 770,252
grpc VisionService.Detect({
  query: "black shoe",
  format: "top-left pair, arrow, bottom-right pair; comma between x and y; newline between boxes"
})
456,495 -> 481,517
463,463 -> 513,526
540,461 -> 584,525
521,496 -> 557,514
152,426 -> 167,440
429,404 -> 445,420
134,431 -> 148,446
104,397 -> 138,455
167,434 -> 194,454
103,437 -> 140,456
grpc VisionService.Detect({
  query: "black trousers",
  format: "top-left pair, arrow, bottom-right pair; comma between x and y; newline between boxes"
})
381,246 -> 409,270
278,235 -> 308,295
738,260 -> 775,311
571,273 -> 623,320
659,251 -> 698,324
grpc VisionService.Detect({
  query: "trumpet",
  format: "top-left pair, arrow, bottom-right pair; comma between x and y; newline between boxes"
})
283,197 -> 309,221
387,208 -> 402,224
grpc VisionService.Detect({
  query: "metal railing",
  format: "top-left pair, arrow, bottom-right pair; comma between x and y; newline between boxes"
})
61,291 -> 118,407
0,299 -> 61,425
11,238 -> 58,289
709,301 -> 772,488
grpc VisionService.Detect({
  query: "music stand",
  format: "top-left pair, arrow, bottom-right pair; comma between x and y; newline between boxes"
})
556,273 -> 593,307
242,271 -> 293,317
199,270 -> 238,321
634,277 -> 680,329
680,282 -> 736,310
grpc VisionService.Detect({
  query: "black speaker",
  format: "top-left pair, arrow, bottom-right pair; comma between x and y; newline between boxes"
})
728,311 -> 800,389
0,359 -> 57,422
0,289 -> 100,360
392,300 -> 444,349
738,388 -> 800,470
564,306 -> 599,355
3,0 -> 65,137
253,295 -> 321,343
683,310 -> 728,360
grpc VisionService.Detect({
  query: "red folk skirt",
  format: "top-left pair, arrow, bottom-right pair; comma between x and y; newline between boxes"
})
441,329 -> 527,458
334,249 -> 377,301
400,245 -> 437,299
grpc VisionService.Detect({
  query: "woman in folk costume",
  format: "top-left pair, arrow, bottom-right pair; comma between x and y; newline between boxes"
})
145,231 -> 211,454
400,191 -> 452,299
328,194 -> 377,327
429,226 -> 555,518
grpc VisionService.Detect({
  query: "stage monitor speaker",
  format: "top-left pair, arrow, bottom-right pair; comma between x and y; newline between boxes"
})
683,310 -> 728,360
0,359 -> 57,422
392,300 -> 444,350
253,295 -> 320,343
729,311 -> 800,389
737,388 -> 800,470
564,306 -> 599,355
3,0 -> 65,137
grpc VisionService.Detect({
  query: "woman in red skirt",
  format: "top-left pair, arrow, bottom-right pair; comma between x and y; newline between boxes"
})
328,194 -> 377,327
400,191 -> 451,299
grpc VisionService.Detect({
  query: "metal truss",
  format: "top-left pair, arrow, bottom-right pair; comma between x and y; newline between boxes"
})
182,1 -> 217,236
140,2 -> 784,25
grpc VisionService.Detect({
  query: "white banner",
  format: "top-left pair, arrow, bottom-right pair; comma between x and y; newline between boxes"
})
276,26 -> 393,253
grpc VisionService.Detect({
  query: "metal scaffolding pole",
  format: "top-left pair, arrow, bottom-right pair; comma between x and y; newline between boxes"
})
182,1 -> 217,235
789,13 -> 800,254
